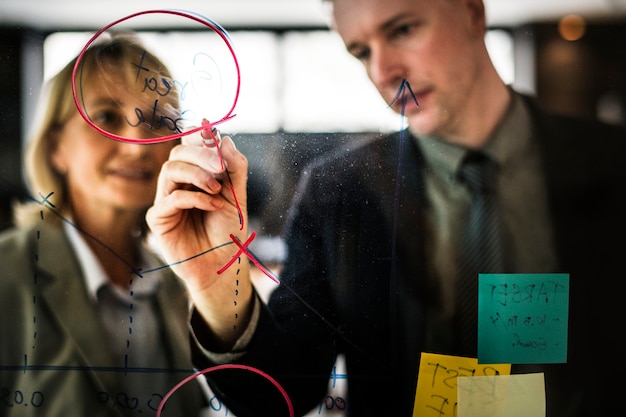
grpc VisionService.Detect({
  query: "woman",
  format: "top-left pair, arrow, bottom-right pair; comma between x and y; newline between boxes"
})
0,33 -> 209,417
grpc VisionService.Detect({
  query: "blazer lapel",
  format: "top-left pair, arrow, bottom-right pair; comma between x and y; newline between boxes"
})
153,269 -> 194,372
149,253 -> 207,413
35,221 -> 125,399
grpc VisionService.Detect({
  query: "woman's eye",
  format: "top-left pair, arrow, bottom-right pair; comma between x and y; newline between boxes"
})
92,109 -> 122,128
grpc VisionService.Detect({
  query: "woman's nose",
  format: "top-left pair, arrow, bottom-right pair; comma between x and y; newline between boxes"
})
116,140 -> 150,158
118,119 -> 164,142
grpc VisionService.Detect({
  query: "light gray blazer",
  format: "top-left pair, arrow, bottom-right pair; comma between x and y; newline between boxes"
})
0,219 -> 206,417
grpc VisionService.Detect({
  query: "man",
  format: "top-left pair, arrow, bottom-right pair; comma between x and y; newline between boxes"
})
147,0 -> 626,416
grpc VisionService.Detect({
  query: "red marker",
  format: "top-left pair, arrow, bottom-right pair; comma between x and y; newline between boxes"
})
200,118 -> 221,148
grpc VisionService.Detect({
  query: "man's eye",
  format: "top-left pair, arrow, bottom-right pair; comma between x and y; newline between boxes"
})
351,47 -> 370,62
392,23 -> 414,39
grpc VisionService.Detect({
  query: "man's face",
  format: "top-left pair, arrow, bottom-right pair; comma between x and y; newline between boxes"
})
332,0 -> 488,140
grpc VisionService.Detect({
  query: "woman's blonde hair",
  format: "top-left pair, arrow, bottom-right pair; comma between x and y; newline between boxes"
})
14,32 -> 179,227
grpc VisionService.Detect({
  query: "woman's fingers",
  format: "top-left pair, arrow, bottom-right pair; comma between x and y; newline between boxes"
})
156,158 -> 222,198
152,131 -> 248,215
183,119 -> 221,148
147,188 -> 223,228
170,142 -> 225,172
155,140 -> 226,197
218,135 -> 248,188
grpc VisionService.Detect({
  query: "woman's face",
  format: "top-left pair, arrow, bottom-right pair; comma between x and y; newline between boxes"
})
51,68 -> 176,218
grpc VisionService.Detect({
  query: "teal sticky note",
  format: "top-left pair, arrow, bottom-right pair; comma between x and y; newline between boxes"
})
477,273 -> 569,364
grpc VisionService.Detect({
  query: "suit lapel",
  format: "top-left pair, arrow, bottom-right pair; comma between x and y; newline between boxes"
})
34,220 -> 205,414
153,268 -> 194,371
35,221 -> 126,399
380,131 -> 426,285
146,253 -> 206,412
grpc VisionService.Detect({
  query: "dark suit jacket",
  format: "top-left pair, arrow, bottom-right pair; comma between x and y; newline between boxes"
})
0,220 -> 205,417
200,96 -> 626,417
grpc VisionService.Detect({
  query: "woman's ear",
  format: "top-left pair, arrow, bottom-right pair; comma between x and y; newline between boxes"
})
49,129 -> 68,175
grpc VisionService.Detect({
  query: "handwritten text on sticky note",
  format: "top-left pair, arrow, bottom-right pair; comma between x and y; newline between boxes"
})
478,273 -> 569,364
413,352 -> 511,417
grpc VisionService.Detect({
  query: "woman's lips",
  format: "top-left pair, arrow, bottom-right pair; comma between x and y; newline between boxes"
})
108,167 -> 154,181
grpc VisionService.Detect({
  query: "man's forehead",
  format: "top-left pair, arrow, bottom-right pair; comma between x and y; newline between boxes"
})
331,0 -> 414,41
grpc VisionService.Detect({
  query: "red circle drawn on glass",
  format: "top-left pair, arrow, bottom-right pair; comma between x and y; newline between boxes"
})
71,9 -> 241,144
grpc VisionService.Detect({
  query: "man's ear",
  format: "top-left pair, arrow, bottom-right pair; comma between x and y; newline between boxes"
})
463,0 -> 487,36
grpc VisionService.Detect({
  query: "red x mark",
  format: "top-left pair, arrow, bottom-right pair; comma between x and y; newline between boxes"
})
217,231 -> 280,283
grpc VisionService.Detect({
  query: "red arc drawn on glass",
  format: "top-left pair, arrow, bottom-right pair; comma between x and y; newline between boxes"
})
156,364 -> 294,417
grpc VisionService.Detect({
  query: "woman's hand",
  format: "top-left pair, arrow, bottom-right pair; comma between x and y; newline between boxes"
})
146,127 -> 253,347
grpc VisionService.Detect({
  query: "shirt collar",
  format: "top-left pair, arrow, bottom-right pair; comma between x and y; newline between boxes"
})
415,91 -> 532,179
63,221 -> 162,302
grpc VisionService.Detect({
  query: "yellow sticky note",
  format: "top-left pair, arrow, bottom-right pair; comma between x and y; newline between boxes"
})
457,373 -> 545,417
413,352 -> 511,417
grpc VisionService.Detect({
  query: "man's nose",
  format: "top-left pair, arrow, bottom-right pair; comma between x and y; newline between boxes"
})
368,44 -> 405,93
